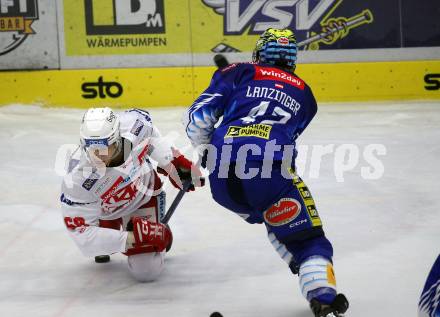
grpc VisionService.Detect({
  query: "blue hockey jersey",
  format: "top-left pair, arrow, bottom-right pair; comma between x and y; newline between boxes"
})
420,255 -> 440,317
184,62 -> 317,164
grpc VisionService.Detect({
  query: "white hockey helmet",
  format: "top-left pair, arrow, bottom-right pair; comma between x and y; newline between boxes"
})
80,107 -> 122,161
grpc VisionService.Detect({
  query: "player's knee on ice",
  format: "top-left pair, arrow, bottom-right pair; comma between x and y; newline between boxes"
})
127,252 -> 165,282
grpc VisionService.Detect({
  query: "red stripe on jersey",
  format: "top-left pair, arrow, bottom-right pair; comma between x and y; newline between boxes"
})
254,66 -> 304,90
101,176 -> 124,201
137,143 -> 150,163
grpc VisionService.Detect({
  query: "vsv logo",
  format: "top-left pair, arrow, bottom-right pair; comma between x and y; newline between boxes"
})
81,76 -> 124,99
424,74 -> 440,91
203,0 -> 338,35
84,0 -> 165,35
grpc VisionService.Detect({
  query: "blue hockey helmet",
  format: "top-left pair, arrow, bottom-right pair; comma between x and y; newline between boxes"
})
253,28 -> 298,72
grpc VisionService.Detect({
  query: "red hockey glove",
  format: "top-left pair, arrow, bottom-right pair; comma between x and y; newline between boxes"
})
125,217 -> 172,255
157,149 -> 205,192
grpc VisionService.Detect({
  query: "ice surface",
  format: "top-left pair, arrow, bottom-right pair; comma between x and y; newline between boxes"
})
0,102 -> 439,317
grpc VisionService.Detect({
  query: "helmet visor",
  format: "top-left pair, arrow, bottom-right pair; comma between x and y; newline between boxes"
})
83,139 -> 120,164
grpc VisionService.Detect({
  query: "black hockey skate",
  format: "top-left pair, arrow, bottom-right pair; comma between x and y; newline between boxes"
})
310,294 -> 349,317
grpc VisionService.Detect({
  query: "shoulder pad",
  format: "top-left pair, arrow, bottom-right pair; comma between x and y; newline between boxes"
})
120,109 -> 154,145
220,62 -> 255,73
123,109 -> 152,123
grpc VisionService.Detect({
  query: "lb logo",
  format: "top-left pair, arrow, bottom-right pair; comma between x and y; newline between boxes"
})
84,0 -> 165,35
264,198 -> 301,226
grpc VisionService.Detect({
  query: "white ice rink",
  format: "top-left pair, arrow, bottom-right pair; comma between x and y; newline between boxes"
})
0,102 -> 439,317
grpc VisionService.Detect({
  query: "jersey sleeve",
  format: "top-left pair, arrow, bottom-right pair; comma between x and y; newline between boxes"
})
183,67 -> 236,146
147,125 -> 175,168
121,109 -> 174,168
120,109 -> 155,147
60,182 -> 128,257
296,84 -> 318,138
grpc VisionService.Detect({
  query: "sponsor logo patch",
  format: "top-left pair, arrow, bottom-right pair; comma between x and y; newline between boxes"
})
299,187 -> 312,200
264,198 -> 301,226
82,173 -> 99,191
225,124 -> 272,140
84,0 -> 165,35
305,204 -> 322,227
277,37 -> 289,45
93,176 -> 112,195
100,176 -> 124,202
60,193 -> 86,206
289,218 -> 308,228
130,119 -> 144,136
84,138 -> 108,146
254,66 -> 305,90
157,191 -> 166,218
100,176 -> 140,214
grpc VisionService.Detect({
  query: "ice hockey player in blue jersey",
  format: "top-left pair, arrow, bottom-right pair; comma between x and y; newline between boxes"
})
183,28 -> 348,316
419,254 -> 440,317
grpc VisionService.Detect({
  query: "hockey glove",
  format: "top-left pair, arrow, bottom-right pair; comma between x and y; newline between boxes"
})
157,149 -> 205,192
125,217 -> 172,256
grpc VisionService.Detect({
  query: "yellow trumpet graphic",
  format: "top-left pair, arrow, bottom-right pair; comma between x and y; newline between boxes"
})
299,9 -> 374,50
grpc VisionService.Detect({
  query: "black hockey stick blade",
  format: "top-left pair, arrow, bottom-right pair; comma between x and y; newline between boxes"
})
161,180 -> 193,224
213,54 -> 229,68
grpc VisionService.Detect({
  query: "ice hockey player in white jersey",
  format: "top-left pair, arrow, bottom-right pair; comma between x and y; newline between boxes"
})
61,107 -> 203,282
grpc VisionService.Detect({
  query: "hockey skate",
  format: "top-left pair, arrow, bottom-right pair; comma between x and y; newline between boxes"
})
310,294 -> 349,317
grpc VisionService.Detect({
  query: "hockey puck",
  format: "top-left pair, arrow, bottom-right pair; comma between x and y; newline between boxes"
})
95,255 -> 110,263
210,312 -> 223,317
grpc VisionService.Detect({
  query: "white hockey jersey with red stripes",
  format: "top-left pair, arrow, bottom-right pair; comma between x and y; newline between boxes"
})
60,109 -> 172,256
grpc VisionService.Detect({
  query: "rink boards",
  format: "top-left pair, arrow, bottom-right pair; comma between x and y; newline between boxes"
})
0,60 -> 439,108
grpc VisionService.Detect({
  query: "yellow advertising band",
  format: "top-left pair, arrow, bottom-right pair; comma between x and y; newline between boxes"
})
0,60 -> 439,108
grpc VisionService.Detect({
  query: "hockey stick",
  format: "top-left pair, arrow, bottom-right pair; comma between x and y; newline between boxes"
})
161,179 -> 193,224
161,149 -> 212,224
214,54 -> 230,68
161,57 -> 229,224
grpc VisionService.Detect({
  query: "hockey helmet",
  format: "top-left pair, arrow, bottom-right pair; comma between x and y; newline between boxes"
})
80,107 -> 122,163
253,28 -> 298,71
